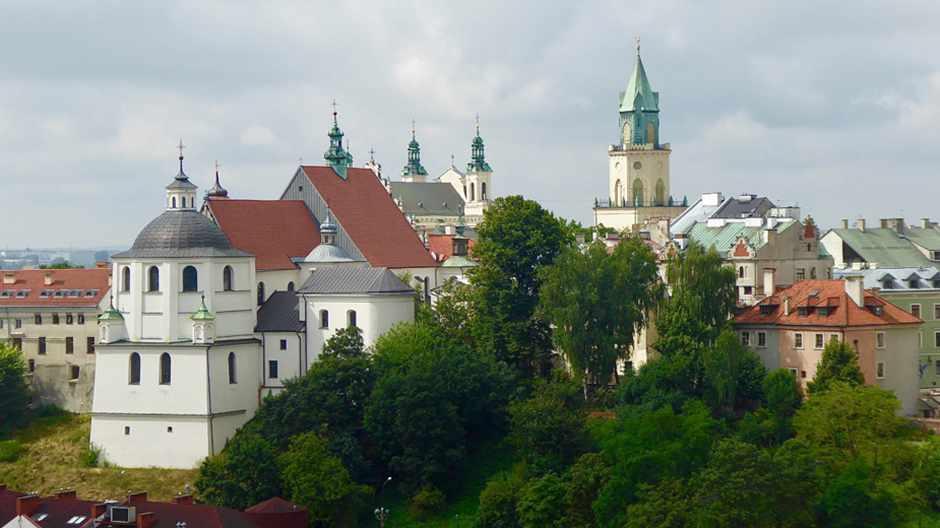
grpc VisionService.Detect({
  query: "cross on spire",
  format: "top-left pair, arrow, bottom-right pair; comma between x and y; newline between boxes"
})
331,99 -> 338,115
369,148 -> 376,162
475,113 -> 480,127
451,154 -> 455,167
635,36 -> 641,53
214,160 -> 220,173
411,118 -> 416,133
178,139 -> 185,171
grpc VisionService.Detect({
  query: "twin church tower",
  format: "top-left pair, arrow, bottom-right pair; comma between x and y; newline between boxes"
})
594,44 -> 687,231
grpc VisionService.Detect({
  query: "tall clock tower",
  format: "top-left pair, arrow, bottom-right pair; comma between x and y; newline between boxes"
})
594,44 -> 687,232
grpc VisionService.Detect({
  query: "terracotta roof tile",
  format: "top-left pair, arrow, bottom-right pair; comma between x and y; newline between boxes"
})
735,279 -> 922,327
427,234 -> 476,263
301,166 -> 437,269
0,269 -> 110,307
207,200 -> 320,271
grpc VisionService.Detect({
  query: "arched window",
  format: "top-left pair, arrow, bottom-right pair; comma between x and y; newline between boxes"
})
347,310 -> 357,328
160,353 -> 171,385
148,266 -> 160,292
257,282 -> 265,306
632,179 -> 644,206
623,122 -> 632,145
182,266 -> 198,292
287,281 -> 295,292
319,310 -> 329,329
481,182 -> 487,201
613,179 -> 622,205
470,182 -> 475,201
654,179 -> 665,206
223,266 -> 234,291
129,353 -> 140,385
739,266 -> 745,278
172,197 -> 177,208
122,267 -> 131,292
647,123 -> 656,145
228,352 -> 237,384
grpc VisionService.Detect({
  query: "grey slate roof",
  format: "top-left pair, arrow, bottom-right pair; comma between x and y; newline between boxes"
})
303,243 -> 364,263
711,196 -> 774,219
113,210 -> 254,259
255,291 -> 303,332
165,171 -> 198,189
298,267 -> 415,296
827,228 -> 935,267
389,182 -> 465,216
834,266 -> 940,291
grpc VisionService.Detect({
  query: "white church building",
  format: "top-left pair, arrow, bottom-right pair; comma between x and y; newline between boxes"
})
90,153 -> 416,469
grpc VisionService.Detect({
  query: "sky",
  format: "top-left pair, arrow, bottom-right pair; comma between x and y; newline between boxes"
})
3,0 -> 940,249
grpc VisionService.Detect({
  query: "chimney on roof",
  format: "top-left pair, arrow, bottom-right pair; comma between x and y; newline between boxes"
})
44,272 -> 54,286
137,511 -> 156,528
674,233 -> 688,250
858,219 -> 866,232
782,296 -> 790,316
55,489 -> 77,500
845,275 -> 865,307
925,218 -> 931,229
444,224 -> 455,235
127,492 -> 147,502
764,268 -> 776,297
16,493 -> 41,517
92,503 -> 107,519
842,219 -> 848,229
3,272 -> 15,284
171,494 -> 194,505
95,262 -> 110,269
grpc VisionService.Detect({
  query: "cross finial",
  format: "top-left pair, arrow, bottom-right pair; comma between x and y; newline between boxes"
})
178,139 -> 185,171
411,118 -> 416,134
635,36 -> 641,53
475,113 -> 480,128
299,157 -> 303,165
451,153 -> 455,167
331,99 -> 338,116
214,160 -> 220,173
369,148 -> 376,162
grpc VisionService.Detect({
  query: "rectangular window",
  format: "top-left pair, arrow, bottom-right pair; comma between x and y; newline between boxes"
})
15,319 -> 22,329
876,362 -> 885,379
912,304 -> 922,318
743,286 -> 753,295
876,332 -> 886,349
829,333 -> 840,343
87,337 -> 95,354
936,362 -> 940,376
797,307 -> 808,317
279,339 -> 287,350
741,332 -> 750,346
0,319 -> 2,329
12,338 -> 22,350
34,314 -> 42,325
794,333 -> 803,349
796,268 -> 805,281
935,304 -> 940,320
269,360 -> 279,379
52,314 -> 59,325
935,332 -> 940,348
788,367 -> 799,378
66,314 -> 73,325
69,365 -> 79,381
65,337 -> 74,354
77,314 -> 85,324
920,332 -> 923,348
28,359 -> 34,373
38,337 -> 46,355
815,333 -> 824,349
818,307 -> 829,317
757,331 -> 767,347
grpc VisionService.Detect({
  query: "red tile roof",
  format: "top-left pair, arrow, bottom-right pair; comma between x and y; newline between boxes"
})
0,269 -> 110,307
735,279 -> 922,327
207,200 -> 320,271
427,234 -> 477,263
301,166 -> 437,269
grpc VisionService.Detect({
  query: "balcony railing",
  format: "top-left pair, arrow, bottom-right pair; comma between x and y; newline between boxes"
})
594,196 -> 688,208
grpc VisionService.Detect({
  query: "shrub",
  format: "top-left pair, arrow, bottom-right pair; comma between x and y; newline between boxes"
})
81,443 -> 102,467
0,440 -> 24,462
408,485 -> 447,517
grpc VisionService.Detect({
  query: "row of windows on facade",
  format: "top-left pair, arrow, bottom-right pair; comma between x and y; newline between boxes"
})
881,278 -> 940,290
169,196 -> 194,208
26,313 -> 87,326
11,336 -> 95,355
738,267 -> 826,281
783,362 -> 888,381
613,178 -> 667,207
121,265 -> 235,293
26,358 -> 82,380
125,352 -> 272,385
317,309 -> 356,329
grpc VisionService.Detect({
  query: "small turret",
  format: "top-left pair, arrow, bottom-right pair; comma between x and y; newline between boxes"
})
98,297 -> 126,344
324,104 -> 353,180
191,296 -> 215,344
166,141 -> 199,211
400,125 -> 429,183
207,162 -> 229,199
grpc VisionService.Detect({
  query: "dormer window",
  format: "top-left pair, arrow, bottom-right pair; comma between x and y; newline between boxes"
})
14,290 -> 29,299
871,306 -> 884,316
84,289 -> 99,298
68,289 -> 82,298
818,307 -> 829,317
909,280 -> 919,289
797,306 -> 809,317
932,251 -> 940,261
54,289 -> 67,298
0,290 -> 12,298
760,305 -> 773,317
39,289 -> 54,298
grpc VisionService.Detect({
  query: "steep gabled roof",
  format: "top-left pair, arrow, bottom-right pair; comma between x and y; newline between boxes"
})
687,220 -> 796,257
620,54 -> 658,113
735,279 -> 921,327
206,199 -> 320,271
298,267 -> 415,296
388,182 -> 465,216
0,269 -> 111,307
299,166 -> 437,269
255,291 -> 303,332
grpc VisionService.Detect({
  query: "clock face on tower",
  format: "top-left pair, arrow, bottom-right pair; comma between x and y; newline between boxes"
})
633,161 -> 642,170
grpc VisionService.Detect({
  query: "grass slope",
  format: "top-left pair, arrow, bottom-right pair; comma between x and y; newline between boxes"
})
383,437 -> 517,528
0,413 -> 198,502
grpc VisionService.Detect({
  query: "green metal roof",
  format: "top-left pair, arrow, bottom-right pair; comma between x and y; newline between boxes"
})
901,227 -> 940,252
830,228 -> 934,267
99,300 -> 124,321
619,53 -> 659,113
687,220 -> 796,255
191,297 -> 216,321
441,255 -> 477,268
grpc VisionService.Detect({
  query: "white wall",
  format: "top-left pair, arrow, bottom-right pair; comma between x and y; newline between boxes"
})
303,294 -> 414,364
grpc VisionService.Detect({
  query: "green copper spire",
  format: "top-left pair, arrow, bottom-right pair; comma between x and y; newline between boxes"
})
191,296 -> 216,321
466,122 -> 492,173
400,127 -> 428,179
324,105 -> 353,179
618,43 -> 661,146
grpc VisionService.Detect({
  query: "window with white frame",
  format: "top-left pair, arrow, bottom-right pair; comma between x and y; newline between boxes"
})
814,333 -> 824,349
741,332 -> 750,346
876,362 -> 885,379
876,332 -> 886,349
794,333 -> 803,349
828,333 -> 839,343
788,367 -> 799,378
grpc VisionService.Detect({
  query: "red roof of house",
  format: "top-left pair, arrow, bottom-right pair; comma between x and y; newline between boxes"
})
735,279 -> 922,327
0,269 -> 110,307
300,166 -> 437,269
427,234 -> 477,263
207,199 -> 320,271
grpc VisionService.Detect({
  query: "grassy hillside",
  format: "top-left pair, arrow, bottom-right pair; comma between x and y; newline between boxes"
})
0,412 -> 198,502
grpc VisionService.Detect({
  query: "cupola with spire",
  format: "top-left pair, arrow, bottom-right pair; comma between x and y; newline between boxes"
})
324,103 -> 353,180
619,40 -> 660,147
466,123 -> 492,174
166,140 -> 199,211
400,124 -> 429,183
463,117 -> 493,206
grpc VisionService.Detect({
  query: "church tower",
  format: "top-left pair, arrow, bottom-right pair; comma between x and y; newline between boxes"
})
594,42 -> 686,232
463,121 -> 493,217
400,127 -> 429,183
324,108 -> 353,179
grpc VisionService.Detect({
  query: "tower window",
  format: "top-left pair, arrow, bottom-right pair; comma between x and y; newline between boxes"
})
148,266 -> 160,292
482,182 -> 487,201
268,360 -> 278,379
223,266 -> 234,291
647,123 -> 655,145
347,310 -> 357,328
287,281 -> 294,292
470,182 -> 476,201
182,266 -> 198,292
632,179 -> 644,206
257,282 -> 265,306
66,337 -> 73,354
87,337 -> 95,354
38,337 -> 46,355
279,339 -> 287,350
172,197 -> 176,208
319,310 -> 329,329
69,365 -> 80,381
129,353 -> 140,384
160,353 -> 171,385
228,352 -> 237,384
122,267 -> 131,292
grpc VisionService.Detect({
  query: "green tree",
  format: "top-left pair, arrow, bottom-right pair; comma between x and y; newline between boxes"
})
654,242 -> 737,356
516,472 -> 566,528
539,237 -> 661,384
506,374 -> 587,474
468,195 -> 572,377
764,368 -> 803,443
39,260 -> 83,269
703,328 -> 765,410
278,431 -> 373,528
817,461 -> 895,528
321,325 -> 365,359
0,343 -> 30,431
196,427 -> 282,511
807,337 -> 866,394
471,471 -> 526,528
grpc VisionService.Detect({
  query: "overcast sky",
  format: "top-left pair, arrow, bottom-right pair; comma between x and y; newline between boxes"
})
3,1 -> 940,249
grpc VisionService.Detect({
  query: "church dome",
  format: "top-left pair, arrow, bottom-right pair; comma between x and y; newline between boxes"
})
114,210 -> 253,259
